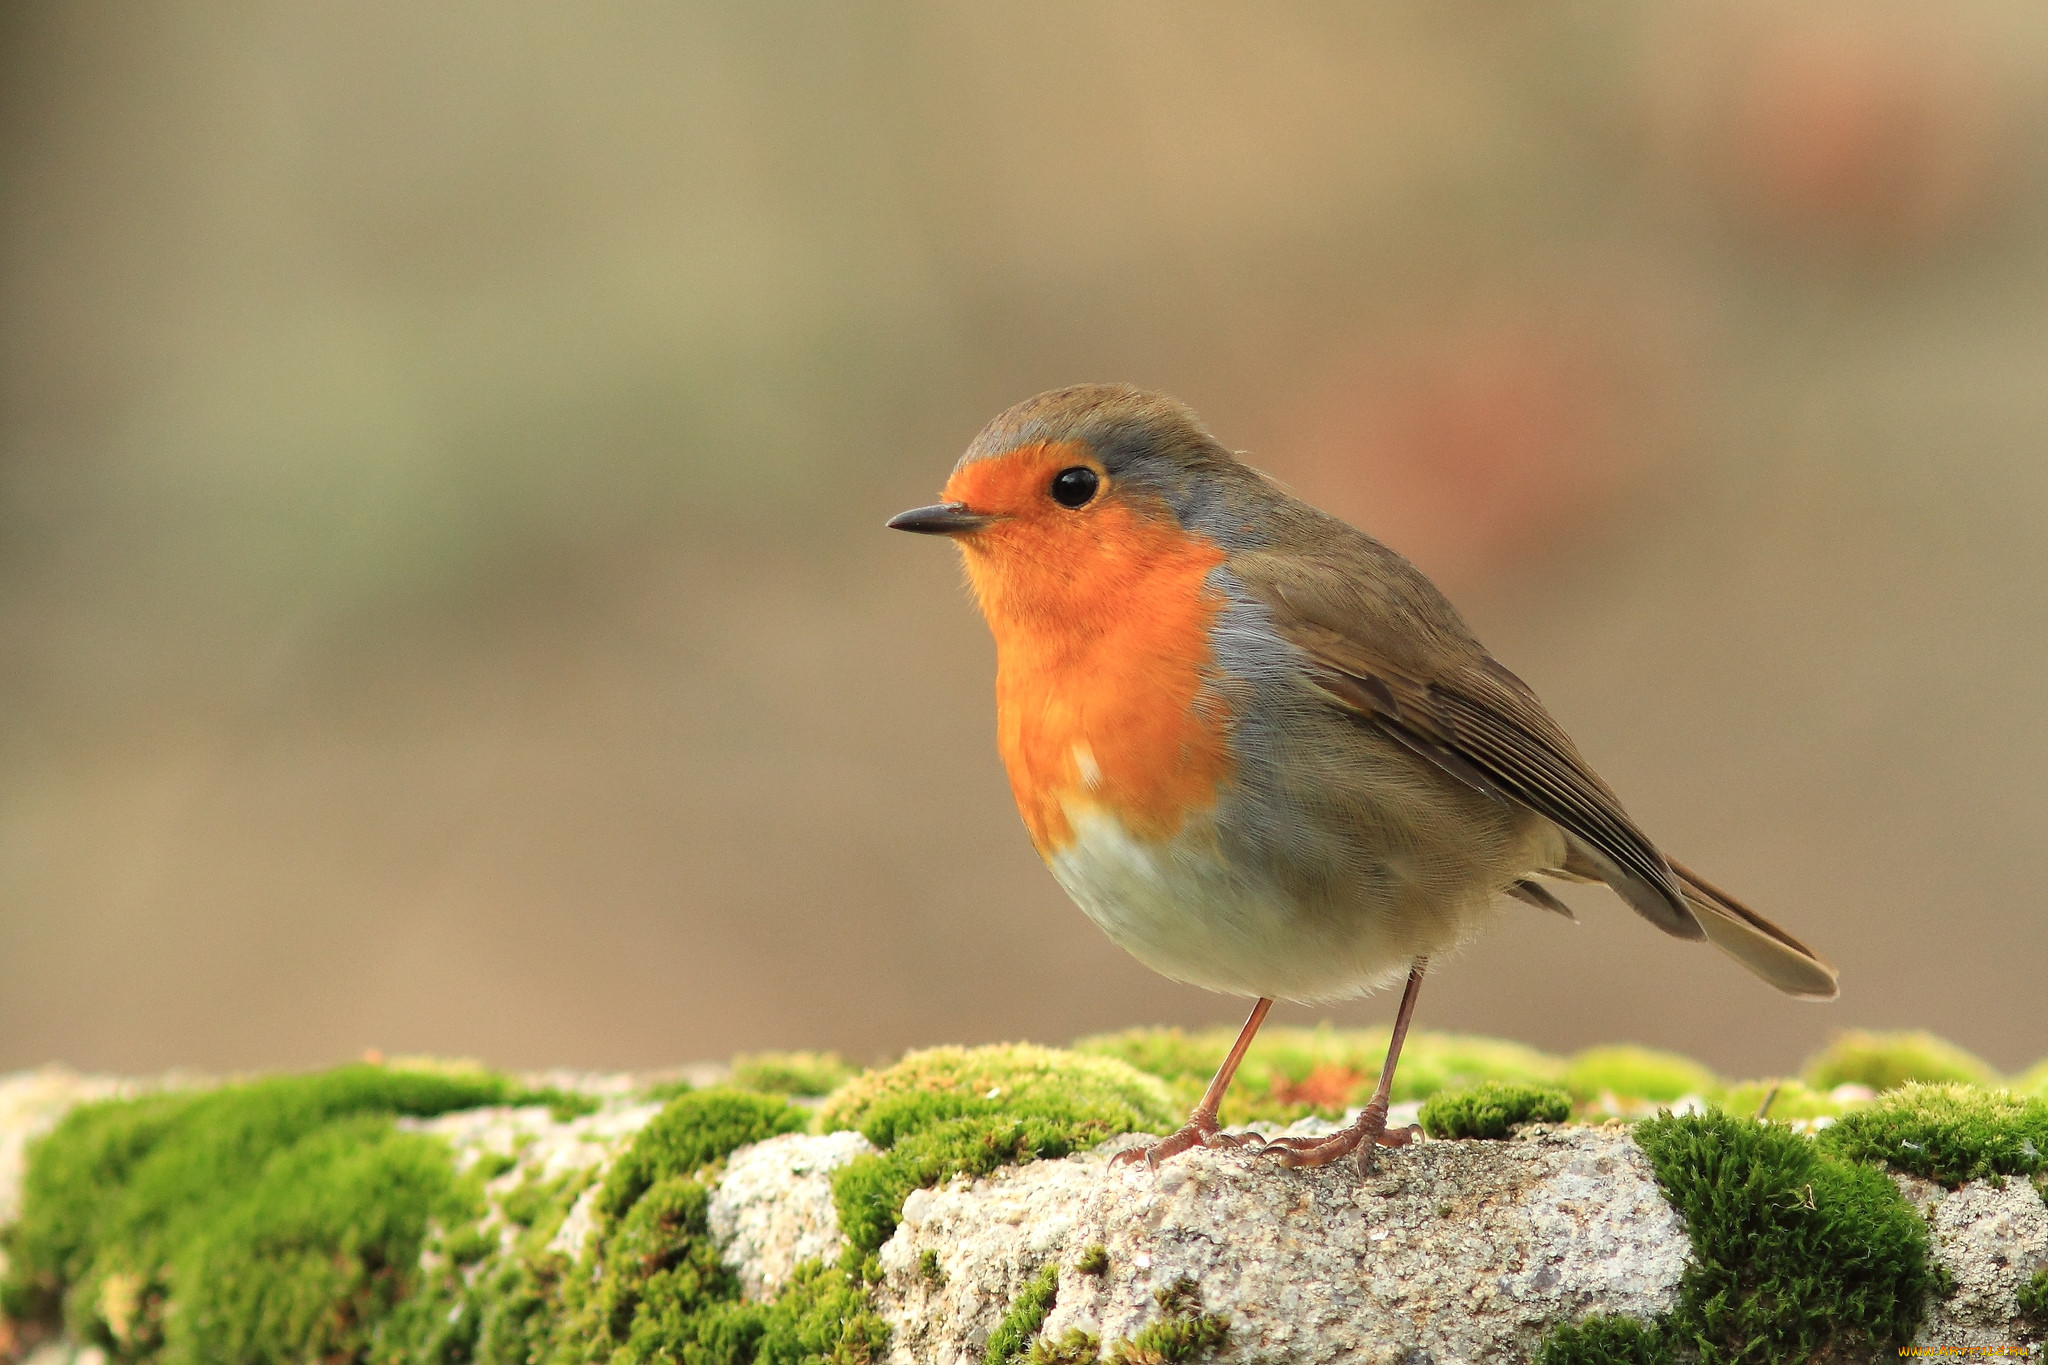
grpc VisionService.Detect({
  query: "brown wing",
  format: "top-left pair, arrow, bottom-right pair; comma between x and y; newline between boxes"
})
1228,546 -> 1700,940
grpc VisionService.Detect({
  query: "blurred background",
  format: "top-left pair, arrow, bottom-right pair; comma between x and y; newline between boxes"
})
3,1 -> 2045,1081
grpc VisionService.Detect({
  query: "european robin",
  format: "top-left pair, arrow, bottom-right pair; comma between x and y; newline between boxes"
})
889,384 -> 1836,1173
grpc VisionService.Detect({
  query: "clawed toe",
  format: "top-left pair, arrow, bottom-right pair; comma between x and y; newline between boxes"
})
1114,1120 -> 1272,1168
1248,1117 -> 1421,1170
1256,1131 -> 1359,1168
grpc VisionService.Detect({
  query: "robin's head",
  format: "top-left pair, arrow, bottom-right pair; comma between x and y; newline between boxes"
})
889,385 -> 1261,626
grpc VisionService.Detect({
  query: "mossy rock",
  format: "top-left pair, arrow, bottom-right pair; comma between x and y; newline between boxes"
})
1012,1276 -> 1229,1365
1420,1082 -> 1572,1140
1634,1107 -> 1941,1360
595,1088 -> 805,1220
455,1085 -> 884,1365
1815,1082 -> 2048,1186
820,1045 -> 1176,1255
0,1063 -> 527,1353
817,1044 -> 1177,1146
1074,1025 -> 1563,1126
1563,1047 -> 1720,1106
1801,1030 -> 1998,1093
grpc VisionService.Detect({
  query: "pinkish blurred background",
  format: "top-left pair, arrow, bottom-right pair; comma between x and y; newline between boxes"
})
3,2 -> 2044,1079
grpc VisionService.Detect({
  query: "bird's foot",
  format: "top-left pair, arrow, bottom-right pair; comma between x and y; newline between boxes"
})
1253,1100 -> 1418,1174
1111,1114 -> 1266,1169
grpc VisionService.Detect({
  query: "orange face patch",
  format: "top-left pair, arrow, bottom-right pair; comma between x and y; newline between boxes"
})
941,443 -> 1234,853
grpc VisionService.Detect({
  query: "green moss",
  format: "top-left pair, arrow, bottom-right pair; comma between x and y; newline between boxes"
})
834,1115 -> 1104,1255
1026,1328 -> 1102,1365
821,1046 -> 1174,1256
471,1149 -> 519,1182
2018,1266 -> 2048,1323
818,1044 -> 1176,1144
0,1063 -> 522,1356
1815,1082 -> 2048,1186
638,1078 -> 696,1104
1016,1278 -> 1228,1365
747,1253 -> 890,1365
917,1249 -> 947,1288
1420,1082 -> 1571,1140
0,1089 -> 204,1332
1110,1278 -> 1229,1365
1718,1079 -> 1846,1124
1534,1315 -> 1673,1365
522,1088 -> 603,1123
731,1051 -> 856,1098
1074,1025 -> 1564,1126
385,1164 -> 594,1365
1801,1030 -> 1997,1092
0,1063 -> 884,1365
164,1116 -> 476,1365
1564,1047 -> 1720,1106
532,1086 -> 883,1365
1076,1245 -> 1109,1277
1634,1108 -> 1941,1362
595,1088 -> 807,1220
2015,1057 -> 2048,1099
984,1263 -> 1058,1365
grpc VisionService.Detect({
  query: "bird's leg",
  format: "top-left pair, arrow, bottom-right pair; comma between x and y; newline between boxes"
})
1112,997 -> 1273,1167
1257,959 -> 1428,1175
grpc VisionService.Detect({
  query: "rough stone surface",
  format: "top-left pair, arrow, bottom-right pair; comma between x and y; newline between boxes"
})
707,1131 -> 877,1298
870,1124 -> 1688,1365
1900,1172 -> 2048,1352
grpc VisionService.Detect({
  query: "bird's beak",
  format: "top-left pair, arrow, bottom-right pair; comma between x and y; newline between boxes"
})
886,502 -> 994,536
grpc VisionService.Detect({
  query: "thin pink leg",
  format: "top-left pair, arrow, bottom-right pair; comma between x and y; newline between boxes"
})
1258,959 -> 1428,1174
1112,997 -> 1273,1168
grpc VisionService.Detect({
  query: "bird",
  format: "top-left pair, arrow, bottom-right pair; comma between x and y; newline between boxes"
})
888,383 -> 1837,1173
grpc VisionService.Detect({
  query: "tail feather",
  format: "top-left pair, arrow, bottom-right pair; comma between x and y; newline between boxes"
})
1668,859 -> 1838,1000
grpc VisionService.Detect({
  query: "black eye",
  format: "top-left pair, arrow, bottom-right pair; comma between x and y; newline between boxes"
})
1050,466 -> 1099,508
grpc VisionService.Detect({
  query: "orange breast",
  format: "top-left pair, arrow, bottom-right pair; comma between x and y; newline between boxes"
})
951,463 -> 1236,855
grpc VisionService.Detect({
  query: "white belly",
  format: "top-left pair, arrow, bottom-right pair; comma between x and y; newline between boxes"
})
1045,803 -> 1497,1004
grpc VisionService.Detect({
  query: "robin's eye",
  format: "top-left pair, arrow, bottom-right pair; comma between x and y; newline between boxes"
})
1050,466 -> 1099,509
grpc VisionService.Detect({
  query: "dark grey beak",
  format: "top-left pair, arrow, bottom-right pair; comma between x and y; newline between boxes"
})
886,502 -> 993,536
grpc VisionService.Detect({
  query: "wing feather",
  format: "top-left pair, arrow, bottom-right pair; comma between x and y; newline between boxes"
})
1230,551 -> 1700,939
